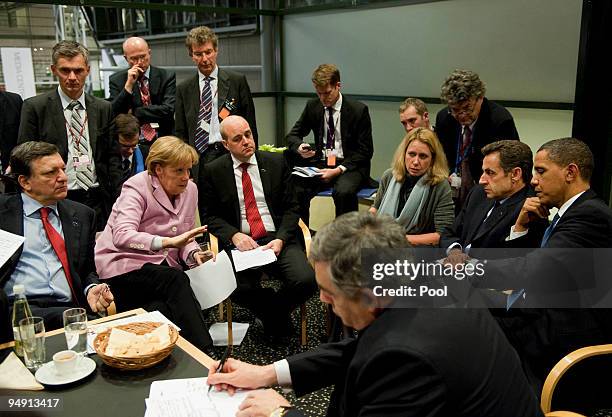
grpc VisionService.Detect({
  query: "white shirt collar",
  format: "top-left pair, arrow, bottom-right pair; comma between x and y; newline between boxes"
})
330,93 -> 342,112
199,65 -> 218,82
231,153 -> 257,170
557,190 -> 587,219
57,86 -> 86,110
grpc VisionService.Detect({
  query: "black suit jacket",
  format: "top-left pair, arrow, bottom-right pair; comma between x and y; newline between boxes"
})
108,65 -> 176,136
440,184 -> 546,251
286,308 -> 542,417
435,98 -> 519,180
0,193 -> 99,309
0,91 -> 23,170
198,151 -> 299,247
18,90 -> 123,200
286,96 -> 373,178
175,68 -> 257,146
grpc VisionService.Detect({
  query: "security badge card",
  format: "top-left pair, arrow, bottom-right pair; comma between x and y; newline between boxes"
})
73,154 -> 92,172
199,119 -> 211,132
219,98 -> 237,120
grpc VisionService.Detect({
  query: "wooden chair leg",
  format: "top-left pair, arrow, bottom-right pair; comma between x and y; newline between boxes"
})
300,303 -> 307,346
226,299 -> 233,347
218,303 -> 224,321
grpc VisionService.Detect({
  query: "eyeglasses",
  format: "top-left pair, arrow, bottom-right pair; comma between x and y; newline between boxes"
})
126,54 -> 148,63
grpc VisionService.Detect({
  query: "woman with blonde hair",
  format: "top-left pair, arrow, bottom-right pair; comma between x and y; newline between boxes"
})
370,128 -> 454,245
95,136 -> 214,350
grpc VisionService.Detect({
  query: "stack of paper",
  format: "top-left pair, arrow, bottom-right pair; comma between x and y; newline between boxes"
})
144,377 -> 250,417
291,166 -> 322,178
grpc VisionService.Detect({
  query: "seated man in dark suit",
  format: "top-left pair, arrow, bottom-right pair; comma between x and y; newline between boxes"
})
436,69 -> 519,212
286,64 -> 374,220
0,142 -> 114,330
207,212 -> 543,417
198,116 -> 316,338
113,114 -> 149,184
441,140 -> 546,257
109,36 -> 176,147
469,137 -> 612,393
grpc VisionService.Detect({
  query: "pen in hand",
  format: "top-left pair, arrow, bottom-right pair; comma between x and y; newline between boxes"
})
208,346 -> 231,393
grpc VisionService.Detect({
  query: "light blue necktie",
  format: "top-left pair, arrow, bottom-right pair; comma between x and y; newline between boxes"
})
506,213 -> 561,309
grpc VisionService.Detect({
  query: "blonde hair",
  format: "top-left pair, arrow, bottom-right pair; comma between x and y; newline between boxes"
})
391,128 -> 449,185
311,64 -> 340,87
146,136 -> 199,175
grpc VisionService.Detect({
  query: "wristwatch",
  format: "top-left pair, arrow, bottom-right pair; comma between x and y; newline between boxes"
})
269,405 -> 293,417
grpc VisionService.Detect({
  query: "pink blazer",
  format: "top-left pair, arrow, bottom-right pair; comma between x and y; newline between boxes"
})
95,171 -> 200,279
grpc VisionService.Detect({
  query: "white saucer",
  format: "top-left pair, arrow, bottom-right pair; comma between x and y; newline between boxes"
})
35,356 -> 96,386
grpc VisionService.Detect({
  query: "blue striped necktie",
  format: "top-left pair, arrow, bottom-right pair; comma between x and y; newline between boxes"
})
194,76 -> 213,153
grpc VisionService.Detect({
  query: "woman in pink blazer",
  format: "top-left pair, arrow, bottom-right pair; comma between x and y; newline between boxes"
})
95,136 -> 213,350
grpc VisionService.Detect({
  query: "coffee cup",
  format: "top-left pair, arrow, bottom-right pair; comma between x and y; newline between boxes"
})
53,350 -> 78,375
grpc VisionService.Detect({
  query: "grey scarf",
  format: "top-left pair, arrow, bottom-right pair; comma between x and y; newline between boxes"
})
377,174 -> 431,233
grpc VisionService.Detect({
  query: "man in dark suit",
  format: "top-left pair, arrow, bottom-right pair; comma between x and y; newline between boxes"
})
108,36 -> 175,146
206,213 -> 542,417
0,142 -> 114,330
18,41 -> 122,230
441,140 -> 546,255
176,26 -> 257,179
470,137 -> 612,393
0,91 -> 22,175
286,64 -> 374,219
113,114 -> 148,184
435,69 -> 519,212
199,115 -> 315,338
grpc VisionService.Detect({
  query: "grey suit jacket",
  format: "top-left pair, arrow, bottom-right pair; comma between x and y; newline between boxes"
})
108,65 -> 176,136
17,90 -> 123,199
175,68 -> 258,176
0,193 -> 99,309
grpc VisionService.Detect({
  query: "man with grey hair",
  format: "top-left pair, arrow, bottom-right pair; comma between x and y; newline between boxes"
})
206,212 -> 542,417
175,26 -> 257,178
435,69 -> 519,212
109,36 -> 176,143
399,97 -> 431,133
1,141 -> 114,330
18,41 -> 122,230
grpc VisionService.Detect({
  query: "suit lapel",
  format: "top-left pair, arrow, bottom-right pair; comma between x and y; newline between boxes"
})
148,66 -> 161,98
255,152 -> 274,216
467,199 -> 495,243
217,68 -> 229,110
57,200 -> 80,285
50,92 -> 69,158
84,94 -> 98,152
150,175 -> 179,214
187,74 -> 200,133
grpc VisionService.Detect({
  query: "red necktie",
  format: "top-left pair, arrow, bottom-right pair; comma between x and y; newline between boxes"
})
40,207 -> 79,305
139,77 -> 157,142
240,163 -> 267,240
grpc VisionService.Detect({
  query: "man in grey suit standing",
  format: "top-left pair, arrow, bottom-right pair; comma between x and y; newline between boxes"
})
18,41 -> 122,230
175,26 -> 257,178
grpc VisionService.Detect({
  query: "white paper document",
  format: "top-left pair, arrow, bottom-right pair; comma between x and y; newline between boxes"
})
231,247 -> 277,272
87,310 -> 180,354
209,322 -> 250,346
291,166 -> 322,178
185,251 -> 237,309
0,229 -> 25,269
144,377 -> 251,417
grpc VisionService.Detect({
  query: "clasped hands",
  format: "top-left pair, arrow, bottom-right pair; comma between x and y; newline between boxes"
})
207,358 -> 291,417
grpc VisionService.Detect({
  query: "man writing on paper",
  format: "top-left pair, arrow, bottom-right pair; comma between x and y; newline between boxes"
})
0,142 -> 114,330
198,116 -> 315,339
206,212 -> 542,417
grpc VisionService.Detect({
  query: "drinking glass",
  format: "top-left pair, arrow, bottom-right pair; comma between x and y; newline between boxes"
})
19,317 -> 45,371
63,308 -> 87,354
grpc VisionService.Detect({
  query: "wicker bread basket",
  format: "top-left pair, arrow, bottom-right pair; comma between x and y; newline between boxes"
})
93,321 -> 178,370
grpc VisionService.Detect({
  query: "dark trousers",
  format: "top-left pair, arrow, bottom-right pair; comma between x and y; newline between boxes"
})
105,263 -> 213,350
67,187 -> 112,231
231,238 -> 316,328
0,288 -> 12,344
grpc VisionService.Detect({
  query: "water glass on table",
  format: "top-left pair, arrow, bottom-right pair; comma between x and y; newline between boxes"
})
63,308 -> 87,355
19,316 -> 45,371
